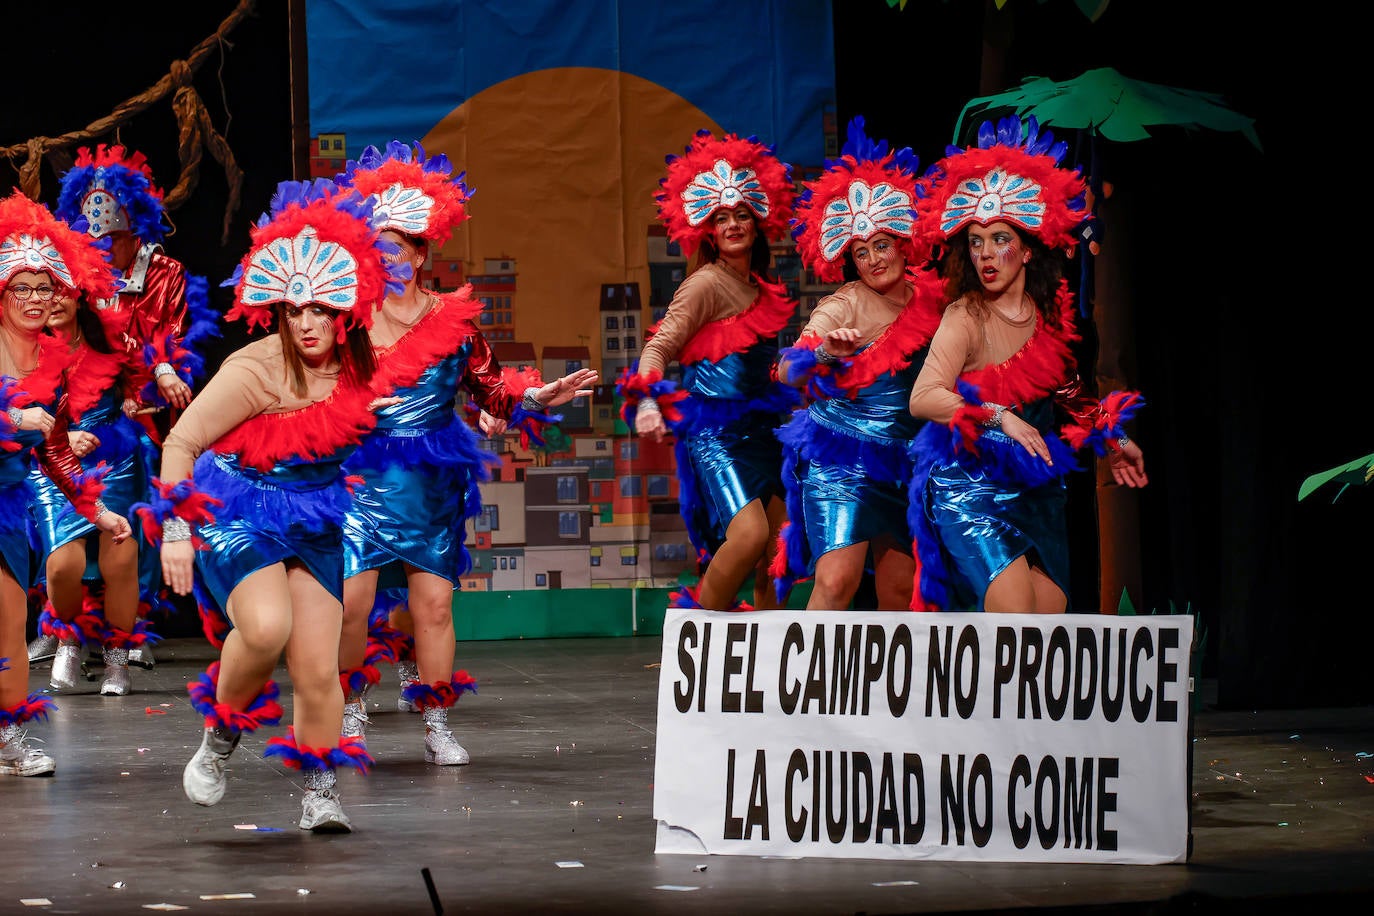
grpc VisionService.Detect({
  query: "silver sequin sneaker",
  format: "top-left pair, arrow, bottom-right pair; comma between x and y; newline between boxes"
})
26,633 -> 57,664
129,643 -> 156,669
396,660 -> 420,713
49,638 -> 84,690
183,726 -> 240,806
422,707 -> 470,765
299,768 -> 352,833
341,701 -> 369,740
0,723 -> 55,777
99,646 -> 132,696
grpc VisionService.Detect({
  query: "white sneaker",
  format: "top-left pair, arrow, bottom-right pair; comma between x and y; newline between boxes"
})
341,701 -> 369,740
49,639 -> 84,690
0,725 -> 55,777
299,789 -> 352,833
26,633 -> 57,664
183,727 -> 239,806
396,661 -> 420,713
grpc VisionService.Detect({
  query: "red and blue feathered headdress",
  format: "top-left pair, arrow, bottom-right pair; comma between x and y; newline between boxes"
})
222,178 -> 405,340
918,116 -> 1086,254
55,145 -> 168,245
655,130 -> 794,258
792,116 -> 931,284
336,140 -> 473,247
0,192 -> 117,302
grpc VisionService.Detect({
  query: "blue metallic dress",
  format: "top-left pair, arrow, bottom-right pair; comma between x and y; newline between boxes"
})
343,289 -> 507,590
1,336 -> 94,590
155,337 -> 381,630
646,265 -> 799,560
909,289 -> 1127,611
28,341 -> 158,595
774,276 -> 942,594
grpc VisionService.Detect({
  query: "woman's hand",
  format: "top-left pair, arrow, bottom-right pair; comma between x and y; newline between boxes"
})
635,402 -> 667,442
161,539 -> 196,596
368,396 -> 403,412
536,367 -> 599,408
156,372 -> 194,409
68,429 -> 101,458
822,327 -> 862,359
14,406 -> 55,436
1001,411 -> 1053,466
1108,439 -> 1148,488
121,398 -> 142,419
95,510 -> 133,545
479,410 -> 507,437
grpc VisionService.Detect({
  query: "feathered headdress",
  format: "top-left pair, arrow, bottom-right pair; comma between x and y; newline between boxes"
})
221,179 -> 405,340
655,130 -> 794,257
0,192 -> 117,302
55,145 -> 168,244
337,140 -> 473,246
918,115 -> 1086,253
792,116 -> 929,283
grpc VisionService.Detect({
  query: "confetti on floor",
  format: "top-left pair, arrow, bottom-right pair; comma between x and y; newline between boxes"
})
555,861 -> 584,868
655,885 -> 698,892
199,892 -> 256,900
143,905 -> 190,912
873,880 -> 920,887
19,900 -> 51,907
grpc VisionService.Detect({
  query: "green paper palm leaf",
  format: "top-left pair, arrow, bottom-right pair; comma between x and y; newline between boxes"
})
954,67 -> 1260,149
1297,453 -> 1374,503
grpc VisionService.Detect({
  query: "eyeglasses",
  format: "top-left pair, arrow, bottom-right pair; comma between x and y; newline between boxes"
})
6,284 -> 57,301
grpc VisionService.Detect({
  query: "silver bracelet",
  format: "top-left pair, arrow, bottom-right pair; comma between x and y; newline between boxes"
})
153,362 -> 178,379
637,397 -> 661,414
813,344 -> 839,365
162,517 -> 192,543
981,402 -> 1007,428
1117,434 -> 1131,450
93,500 -> 110,522
520,386 -> 545,413
6,406 -> 21,426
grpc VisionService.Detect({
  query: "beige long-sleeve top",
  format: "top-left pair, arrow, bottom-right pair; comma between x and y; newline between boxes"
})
636,262 -> 757,375
801,280 -> 910,344
162,335 -> 341,482
907,298 -> 1037,424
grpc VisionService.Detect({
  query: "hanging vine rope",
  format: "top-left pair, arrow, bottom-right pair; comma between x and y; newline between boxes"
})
0,0 -> 257,244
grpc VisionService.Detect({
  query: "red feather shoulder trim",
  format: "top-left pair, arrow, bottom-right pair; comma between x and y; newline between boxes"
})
674,277 -> 796,365
370,287 -> 484,395
14,333 -> 75,407
64,344 -> 129,418
212,379 -> 379,471
961,281 -> 1079,406
825,270 -> 944,396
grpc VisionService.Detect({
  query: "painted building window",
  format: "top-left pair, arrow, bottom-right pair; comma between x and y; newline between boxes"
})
624,314 -> 636,329
619,476 -> 642,498
605,316 -> 619,330
499,557 -> 508,570
558,511 -> 580,537
564,360 -> 583,374
590,555 -> 601,566
647,475 -> 670,497
621,554 -> 638,566
619,440 -> 639,460
557,476 -> 578,502
624,335 -> 636,351
475,506 -> 499,531
535,573 -> 547,586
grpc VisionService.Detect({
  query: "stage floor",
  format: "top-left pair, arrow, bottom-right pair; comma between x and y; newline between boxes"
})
4,635 -> 1371,915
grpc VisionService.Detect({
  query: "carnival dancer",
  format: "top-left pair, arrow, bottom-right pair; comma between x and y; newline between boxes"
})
773,118 -> 946,611
31,288 -> 157,695
616,131 -> 799,611
0,192 -> 132,776
907,116 -> 1148,613
333,141 -> 597,763
38,145 -> 219,669
143,179 -> 397,831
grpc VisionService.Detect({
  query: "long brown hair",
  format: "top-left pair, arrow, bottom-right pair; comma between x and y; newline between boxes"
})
276,305 -> 378,397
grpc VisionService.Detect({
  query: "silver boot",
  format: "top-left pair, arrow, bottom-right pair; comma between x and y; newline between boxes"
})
129,643 -> 156,669
99,645 -> 132,696
422,707 -> 470,765
49,638 -> 84,690
341,701 -> 369,740
183,726 -> 240,806
396,660 -> 420,712
299,768 -> 352,833
26,633 -> 57,664
0,723 -> 55,777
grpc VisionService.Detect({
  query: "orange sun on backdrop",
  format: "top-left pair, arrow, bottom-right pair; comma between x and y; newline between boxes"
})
424,67 -> 723,364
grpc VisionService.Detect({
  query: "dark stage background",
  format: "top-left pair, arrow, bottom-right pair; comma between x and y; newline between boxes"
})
2,1 -> 1361,709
